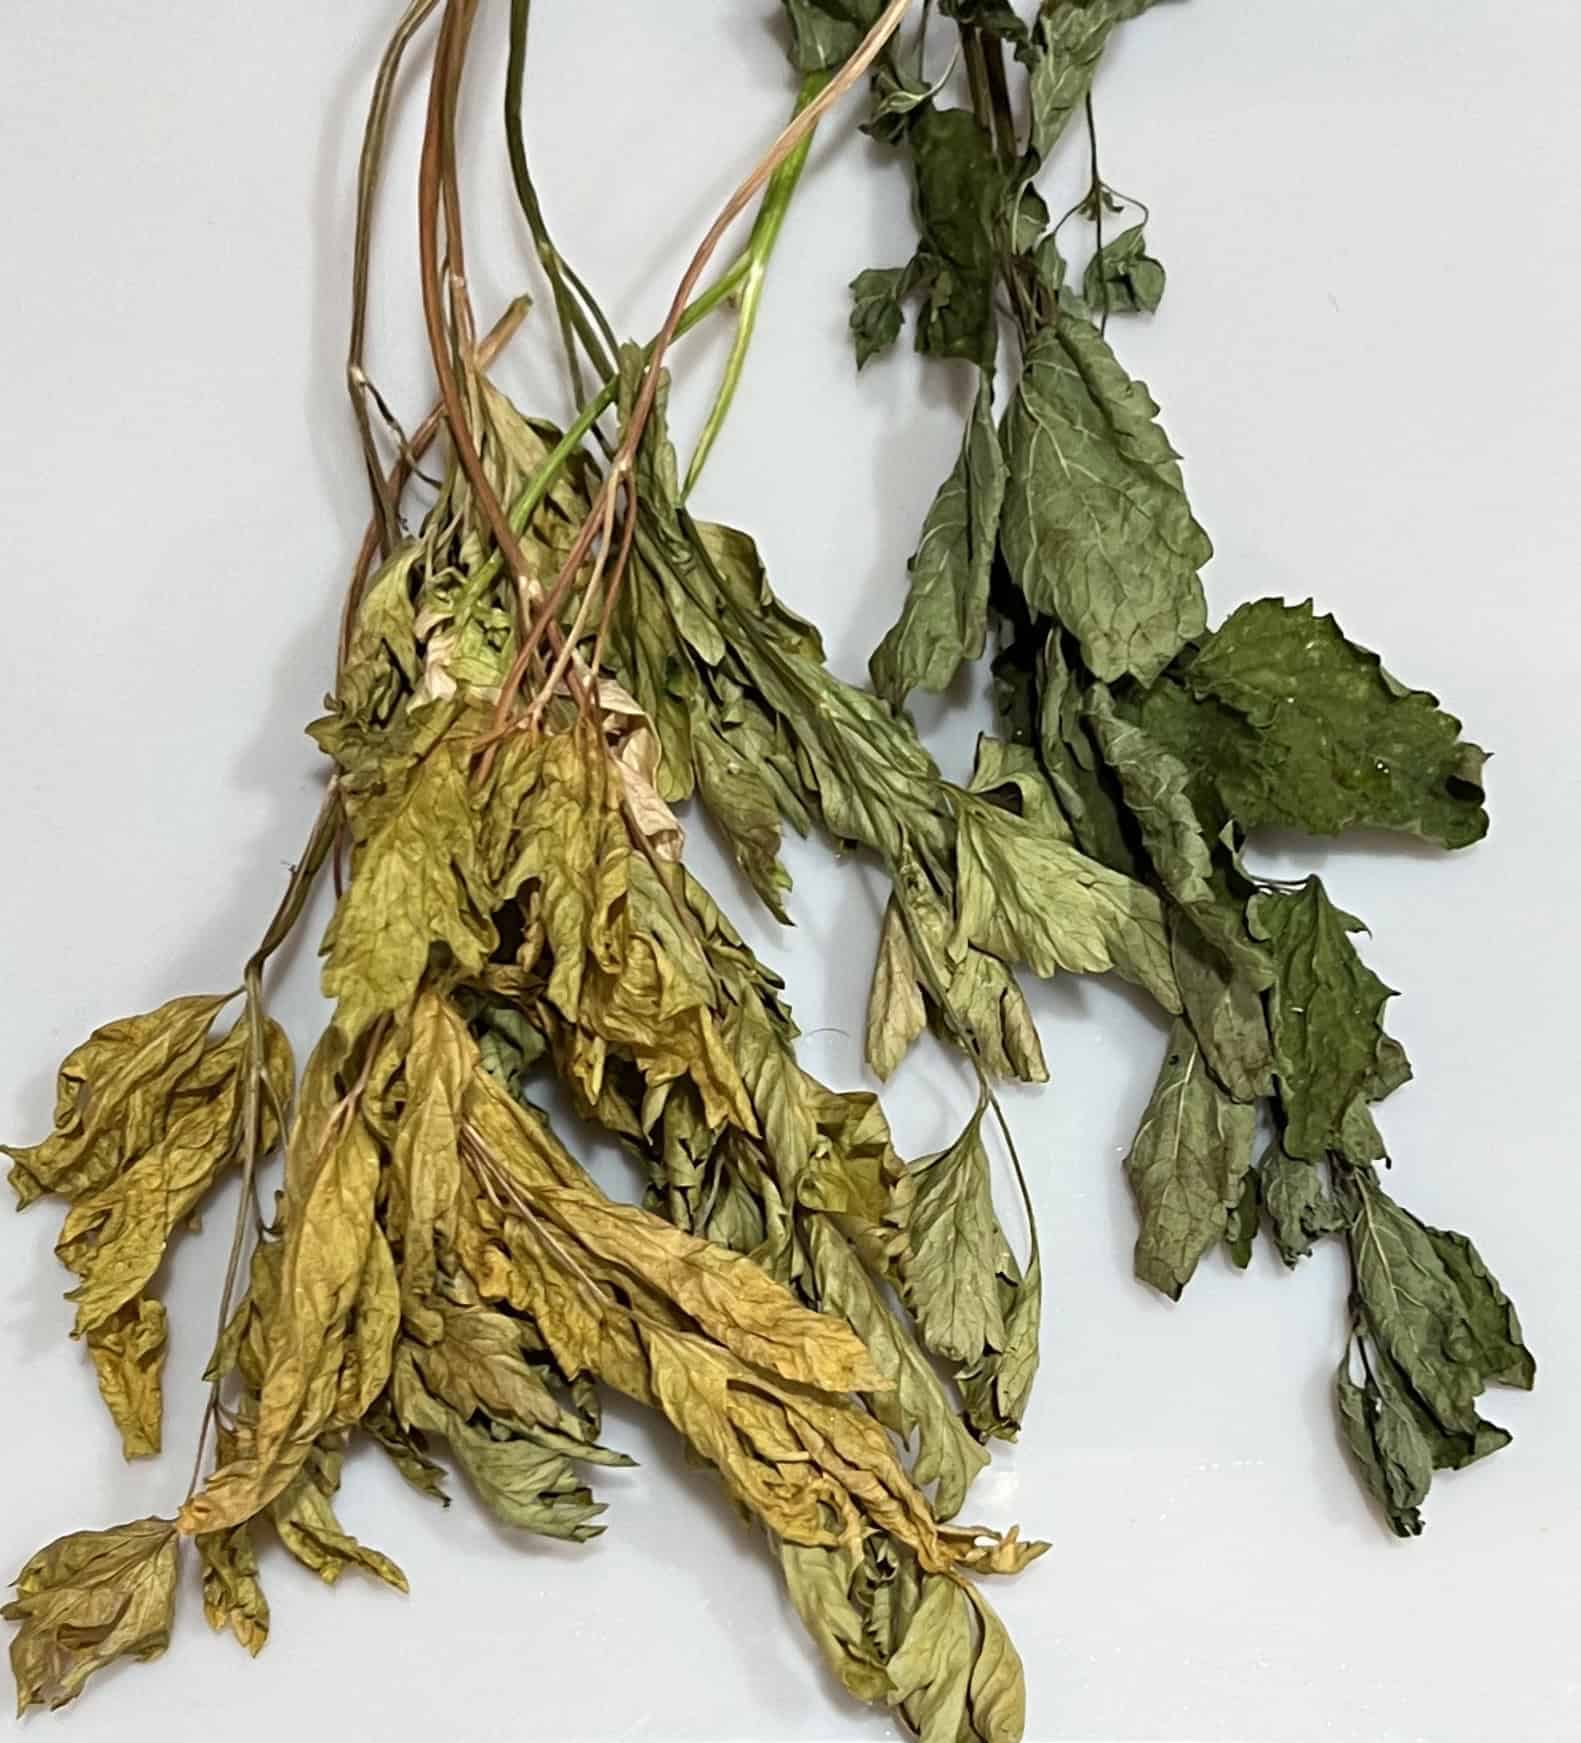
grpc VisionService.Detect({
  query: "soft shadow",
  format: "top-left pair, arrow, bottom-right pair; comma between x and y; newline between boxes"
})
1246,825 -> 1465,874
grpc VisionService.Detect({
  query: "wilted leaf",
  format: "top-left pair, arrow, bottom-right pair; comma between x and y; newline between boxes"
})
1124,1020 -> 1257,1298
1350,1175 -> 1532,1454
958,1252 -> 1042,1443
1170,912 -> 1273,1105
1000,317 -> 1209,684
1260,1140 -> 1344,1266
849,265 -> 913,367
180,1039 -> 382,1534
807,1217 -> 987,1520
393,991 -> 469,1333
866,898 -> 930,1082
907,108 -> 1003,368
780,1541 -> 890,1703
84,1297 -> 167,1460
197,1521 -> 268,1656
5,1517 -> 179,1711
1025,1 -> 1163,167
1251,877 -> 1394,1162
269,1438 -> 407,1591
871,374 -> 1006,706
1183,598 -> 1489,848
780,0 -> 886,72
953,791 -> 1179,1011
1336,1338 -> 1434,1539
902,1113 -> 1006,1366
323,740 -> 494,1040
1087,687 -> 1213,907
889,1574 -> 1028,1743
1082,222 -> 1166,315
5,992 -> 233,1208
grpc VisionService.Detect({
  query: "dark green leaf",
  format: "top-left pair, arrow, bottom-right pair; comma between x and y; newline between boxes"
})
871,374 -> 1007,705
780,0 -> 885,72
1001,317 -> 1210,683
1124,1019 -> 1258,1298
1170,911 -> 1274,1105
849,265 -> 911,368
1184,599 -> 1489,848
1260,1140 -> 1344,1266
1082,222 -> 1166,314
1224,1167 -> 1259,1269
1251,876 -> 1393,1162
1336,1338 -> 1433,1538
908,108 -> 1004,368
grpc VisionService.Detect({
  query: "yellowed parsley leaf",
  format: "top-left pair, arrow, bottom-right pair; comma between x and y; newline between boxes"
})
85,1297 -> 167,1460
4,1517 -> 179,1712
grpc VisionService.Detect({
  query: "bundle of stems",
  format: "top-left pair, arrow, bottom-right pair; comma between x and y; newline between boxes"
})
3,2 -> 1532,1736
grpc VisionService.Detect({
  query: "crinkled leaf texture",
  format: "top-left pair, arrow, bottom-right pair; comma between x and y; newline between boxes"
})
871,374 -> 1007,706
5,1518 -> 179,1712
1124,1020 -> 1257,1299
1339,1174 -> 1534,1534
1000,315 -> 1210,684
1179,598 -> 1489,848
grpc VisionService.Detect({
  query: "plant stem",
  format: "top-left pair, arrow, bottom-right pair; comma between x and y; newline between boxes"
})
682,73 -> 825,502
980,31 -> 1018,162
1085,92 -> 1110,334
488,0 -> 919,738
185,790 -> 341,1500
349,0 -> 443,557
505,0 -> 618,404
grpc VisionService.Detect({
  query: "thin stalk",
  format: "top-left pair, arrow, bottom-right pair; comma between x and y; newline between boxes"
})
184,791 -> 341,1499
489,0 -> 919,738
682,73 -> 825,501
463,243 -> 766,613
1085,92 -> 1110,334
418,0 -> 589,714
349,0 -> 443,556
337,294 -> 529,677
506,0 -> 618,401
962,29 -> 995,142
980,30 -> 1018,162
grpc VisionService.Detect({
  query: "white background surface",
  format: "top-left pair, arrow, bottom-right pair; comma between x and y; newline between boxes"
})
1,4 -> 1577,1740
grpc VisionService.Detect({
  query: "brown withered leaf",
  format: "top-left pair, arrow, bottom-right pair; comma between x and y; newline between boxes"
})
180,1036 -> 382,1534
459,1060 -> 1042,1578
268,1436 -> 407,1591
4,992 -> 234,1208
806,1218 -> 988,1520
335,1224 -> 401,1424
464,1061 -> 884,1392
197,1521 -> 269,1657
322,740 -> 495,1041
495,729 -> 628,1023
56,1016 -> 292,1340
84,1298 -> 167,1460
5,1517 -> 179,1712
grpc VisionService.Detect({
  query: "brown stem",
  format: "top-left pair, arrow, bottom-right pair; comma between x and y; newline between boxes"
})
337,295 -> 529,679
349,0 -> 443,557
418,0 -> 588,725
485,0 -> 917,741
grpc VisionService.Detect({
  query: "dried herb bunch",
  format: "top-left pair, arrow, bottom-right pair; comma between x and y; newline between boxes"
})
3,0 -> 1531,1735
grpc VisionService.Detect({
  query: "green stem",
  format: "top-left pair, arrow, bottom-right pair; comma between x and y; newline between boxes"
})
467,235 -> 779,601
980,31 -> 1018,162
682,73 -> 825,501
505,0 -> 618,402
962,28 -> 994,141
